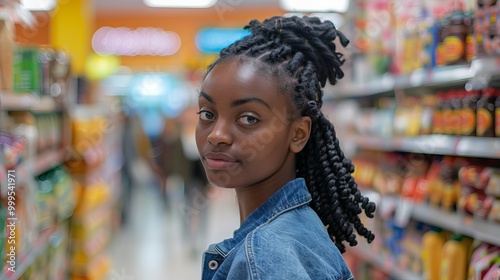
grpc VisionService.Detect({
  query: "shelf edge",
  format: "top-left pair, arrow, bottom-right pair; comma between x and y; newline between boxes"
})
0,92 -> 58,112
345,133 -> 500,159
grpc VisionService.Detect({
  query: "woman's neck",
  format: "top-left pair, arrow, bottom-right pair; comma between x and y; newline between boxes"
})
235,173 -> 295,223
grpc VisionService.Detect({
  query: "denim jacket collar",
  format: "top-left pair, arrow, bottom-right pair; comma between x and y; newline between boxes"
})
214,178 -> 311,257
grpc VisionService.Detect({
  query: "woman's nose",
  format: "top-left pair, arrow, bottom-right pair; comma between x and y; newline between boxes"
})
207,119 -> 232,146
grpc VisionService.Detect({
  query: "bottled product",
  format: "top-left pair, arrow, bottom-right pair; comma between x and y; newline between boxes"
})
420,95 -> 436,135
437,16 -> 450,67
443,9 -> 469,65
461,90 -> 480,136
422,19 -> 439,70
442,177 -> 460,211
433,92 -> 445,134
407,97 -> 423,136
440,162 -> 461,211
442,91 -> 456,135
422,228 -> 446,280
451,90 -> 465,135
427,158 -> 445,206
440,234 -> 469,280
476,0 -> 500,55
465,11 -> 475,62
495,90 -> 500,137
39,48 -> 55,96
477,88 -> 496,137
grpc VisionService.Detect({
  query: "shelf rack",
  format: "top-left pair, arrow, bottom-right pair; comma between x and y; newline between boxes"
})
412,203 -> 500,247
363,188 -> 500,247
325,57 -> 500,99
344,134 -> 500,159
354,188 -> 500,279
349,245 -> 423,280
0,227 -> 58,280
0,92 -> 58,112
16,149 -> 67,178
1,149 -> 66,198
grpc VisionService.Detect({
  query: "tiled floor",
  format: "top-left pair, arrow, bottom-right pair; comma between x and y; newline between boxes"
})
107,162 -> 240,280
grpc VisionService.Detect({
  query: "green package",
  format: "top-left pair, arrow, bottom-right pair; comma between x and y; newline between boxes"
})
13,47 -> 42,95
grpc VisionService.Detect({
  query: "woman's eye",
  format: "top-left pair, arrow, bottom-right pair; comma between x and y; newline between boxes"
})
239,115 -> 259,125
197,110 -> 215,121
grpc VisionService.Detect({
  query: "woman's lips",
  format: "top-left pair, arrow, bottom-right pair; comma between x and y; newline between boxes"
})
204,152 -> 238,170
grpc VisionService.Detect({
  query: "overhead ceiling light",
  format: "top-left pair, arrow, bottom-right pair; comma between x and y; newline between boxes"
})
21,0 -> 57,11
144,0 -> 217,8
279,0 -> 349,13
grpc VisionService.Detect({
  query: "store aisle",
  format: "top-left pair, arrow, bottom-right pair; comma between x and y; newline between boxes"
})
106,161 -> 240,280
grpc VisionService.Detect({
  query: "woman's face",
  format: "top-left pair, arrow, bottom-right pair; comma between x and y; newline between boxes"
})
195,58 -> 303,189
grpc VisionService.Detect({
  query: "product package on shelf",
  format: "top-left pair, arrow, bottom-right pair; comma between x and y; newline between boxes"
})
13,47 -> 43,96
475,0 -> 500,57
0,131 -> 26,169
458,164 -> 500,223
35,166 -> 77,231
0,19 -> 13,91
4,111 -> 63,160
68,176 -> 112,280
12,46 -> 71,101
421,230 -> 500,280
66,111 -> 115,279
468,241 -> 500,280
66,115 -> 108,175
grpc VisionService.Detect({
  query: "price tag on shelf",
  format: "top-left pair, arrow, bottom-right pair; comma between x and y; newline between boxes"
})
394,198 -> 414,227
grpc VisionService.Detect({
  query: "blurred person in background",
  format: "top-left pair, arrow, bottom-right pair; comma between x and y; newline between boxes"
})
153,110 -> 210,255
120,104 -> 164,226
154,117 -> 191,206
195,15 -> 376,279
179,105 -> 210,257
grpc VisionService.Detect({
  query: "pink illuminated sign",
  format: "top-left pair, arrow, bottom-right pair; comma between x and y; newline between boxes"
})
92,27 -> 181,56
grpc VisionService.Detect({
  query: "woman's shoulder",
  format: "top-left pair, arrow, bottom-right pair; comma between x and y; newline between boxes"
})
251,206 -> 330,250
263,203 -> 327,237
240,206 -> 353,280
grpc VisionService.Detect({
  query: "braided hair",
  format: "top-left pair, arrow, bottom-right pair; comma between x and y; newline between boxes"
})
205,15 -> 376,253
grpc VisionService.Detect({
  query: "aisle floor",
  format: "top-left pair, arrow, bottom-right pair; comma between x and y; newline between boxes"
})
106,162 -> 240,280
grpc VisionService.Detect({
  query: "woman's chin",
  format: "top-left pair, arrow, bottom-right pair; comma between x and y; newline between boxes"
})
207,175 -> 237,189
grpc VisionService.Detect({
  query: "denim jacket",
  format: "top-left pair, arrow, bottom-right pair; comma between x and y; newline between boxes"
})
201,178 -> 354,280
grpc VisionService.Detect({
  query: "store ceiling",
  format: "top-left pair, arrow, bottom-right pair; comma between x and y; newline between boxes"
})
93,0 -> 280,12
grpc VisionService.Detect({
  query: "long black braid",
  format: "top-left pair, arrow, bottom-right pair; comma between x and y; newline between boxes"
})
206,15 -> 376,253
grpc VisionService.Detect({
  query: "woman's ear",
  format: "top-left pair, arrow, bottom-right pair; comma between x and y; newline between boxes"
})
290,116 -> 311,153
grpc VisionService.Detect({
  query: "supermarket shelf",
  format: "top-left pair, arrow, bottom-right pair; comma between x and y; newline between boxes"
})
326,74 -> 395,99
0,92 -> 58,112
0,227 -> 58,280
361,188 -> 500,247
349,245 -> 423,280
1,149 -> 66,198
412,203 -> 500,247
325,57 -> 500,99
17,149 -> 66,178
347,134 -> 500,159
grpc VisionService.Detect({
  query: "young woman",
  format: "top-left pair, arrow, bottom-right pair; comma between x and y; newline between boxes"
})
195,15 -> 376,280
